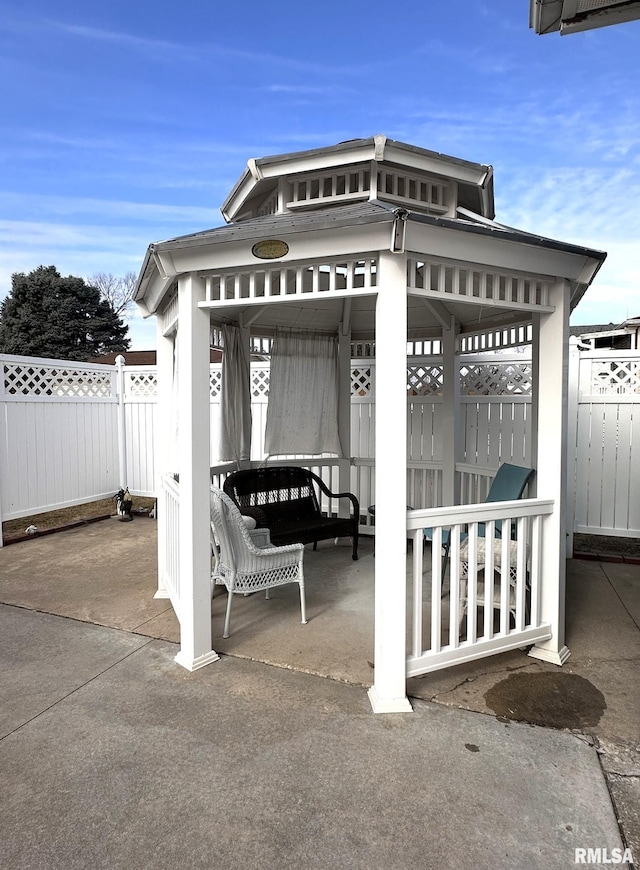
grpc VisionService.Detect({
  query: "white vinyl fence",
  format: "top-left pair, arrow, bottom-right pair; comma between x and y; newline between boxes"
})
1,346 -> 638,544
569,349 -> 640,538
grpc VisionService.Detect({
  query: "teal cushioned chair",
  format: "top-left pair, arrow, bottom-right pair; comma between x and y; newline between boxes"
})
424,463 -> 536,586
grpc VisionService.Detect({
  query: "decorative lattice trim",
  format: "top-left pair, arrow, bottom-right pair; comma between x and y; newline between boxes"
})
252,367 -> 270,399
126,372 -> 157,398
407,258 -> 551,309
459,324 -> 532,354
160,292 -> 178,335
210,369 -> 222,398
588,358 -> 640,395
2,362 -> 113,397
460,362 -> 532,396
407,364 -> 444,396
351,366 -> 373,397
205,257 -> 378,303
287,168 -> 371,208
376,169 -> 449,214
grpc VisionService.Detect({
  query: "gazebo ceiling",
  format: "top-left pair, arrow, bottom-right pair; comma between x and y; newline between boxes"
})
205,287 -> 538,342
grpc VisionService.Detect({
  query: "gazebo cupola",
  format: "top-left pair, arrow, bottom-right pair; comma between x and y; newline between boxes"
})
136,134 -> 605,714
221,134 -> 495,223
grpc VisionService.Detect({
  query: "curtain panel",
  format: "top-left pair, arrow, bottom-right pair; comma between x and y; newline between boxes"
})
219,324 -> 252,462
265,329 -> 341,457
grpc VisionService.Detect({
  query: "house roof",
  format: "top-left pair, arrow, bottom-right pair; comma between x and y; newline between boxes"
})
530,0 -> 640,34
92,349 -> 222,365
569,323 -> 618,337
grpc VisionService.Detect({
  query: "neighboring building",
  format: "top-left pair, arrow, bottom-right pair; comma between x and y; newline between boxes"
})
570,317 -> 640,350
92,349 -> 223,365
530,0 -> 640,34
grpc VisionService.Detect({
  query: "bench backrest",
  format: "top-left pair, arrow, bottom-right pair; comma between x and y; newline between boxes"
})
223,467 -> 321,524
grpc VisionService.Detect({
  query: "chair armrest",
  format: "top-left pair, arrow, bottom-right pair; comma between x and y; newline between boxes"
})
308,471 -> 360,515
248,528 -> 272,548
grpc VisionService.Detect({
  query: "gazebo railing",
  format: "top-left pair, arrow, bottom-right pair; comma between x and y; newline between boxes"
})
211,460 -> 519,534
405,498 -> 554,677
210,459 -> 356,522
210,462 -> 239,491
457,463 -> 498,504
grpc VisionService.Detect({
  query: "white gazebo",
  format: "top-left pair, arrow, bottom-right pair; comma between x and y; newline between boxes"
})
135,135 -> 605,713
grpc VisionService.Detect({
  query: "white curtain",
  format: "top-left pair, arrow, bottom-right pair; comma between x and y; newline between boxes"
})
219,323 -> 252,462
264,329 -> 341,457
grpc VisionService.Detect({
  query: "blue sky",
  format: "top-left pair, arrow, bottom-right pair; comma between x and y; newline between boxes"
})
1,1 -> 639,349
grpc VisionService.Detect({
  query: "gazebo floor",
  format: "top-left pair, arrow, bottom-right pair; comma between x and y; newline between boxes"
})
0,515 -> 638,755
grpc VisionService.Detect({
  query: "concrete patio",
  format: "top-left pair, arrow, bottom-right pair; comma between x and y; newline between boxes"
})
0,516 -> 638,867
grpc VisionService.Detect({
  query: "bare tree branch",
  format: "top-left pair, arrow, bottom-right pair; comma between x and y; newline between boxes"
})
89,272 -> 136,317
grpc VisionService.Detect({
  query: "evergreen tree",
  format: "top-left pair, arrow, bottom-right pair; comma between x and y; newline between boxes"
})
0,266 -> 130,361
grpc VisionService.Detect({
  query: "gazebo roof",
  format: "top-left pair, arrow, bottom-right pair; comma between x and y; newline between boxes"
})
136,199 -> 605,335
220,135 -> 496,223
134,136 -> 606,342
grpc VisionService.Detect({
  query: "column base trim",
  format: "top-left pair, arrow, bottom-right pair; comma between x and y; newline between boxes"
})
174,650 -> 220,671
368,685 -> 413,714
528,644 -> 571,666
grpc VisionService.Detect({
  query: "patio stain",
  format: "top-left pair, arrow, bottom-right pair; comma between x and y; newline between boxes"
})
484,672 -> 607,731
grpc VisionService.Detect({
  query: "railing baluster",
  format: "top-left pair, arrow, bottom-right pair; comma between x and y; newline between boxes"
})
431,526 -> 443,654
412,529 -> 424,658
515,516 -> 527,630
530,514 -> 542,627
484,521 -> 495,639
499,531 -> 510,634
449,524 -> 461,649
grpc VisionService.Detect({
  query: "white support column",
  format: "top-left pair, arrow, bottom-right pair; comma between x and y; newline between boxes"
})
0,359 -> 5,547
115,355 -> 127,490
441,319 -> 460,507
337,312 -> 352,512
154,317 -> 174,599
529,314 -> 540,490
529,279 -> 571,667
368,251 -> 412,714
174,274 -> 219,671
566,337 -> 580,558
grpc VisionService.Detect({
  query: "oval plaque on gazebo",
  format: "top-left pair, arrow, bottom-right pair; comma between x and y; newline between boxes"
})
251,239 -> 289,260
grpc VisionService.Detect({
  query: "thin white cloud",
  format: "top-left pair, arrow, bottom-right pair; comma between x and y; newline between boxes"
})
0,193 -> 215,225
46,18 -> 368,76
46,20 -> 189,56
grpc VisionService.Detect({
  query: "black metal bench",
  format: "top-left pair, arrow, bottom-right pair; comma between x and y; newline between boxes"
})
222,466 -> 359,560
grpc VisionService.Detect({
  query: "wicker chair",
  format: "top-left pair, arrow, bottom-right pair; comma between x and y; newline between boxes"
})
210,487 -> 306,638
458,536 -> 530,633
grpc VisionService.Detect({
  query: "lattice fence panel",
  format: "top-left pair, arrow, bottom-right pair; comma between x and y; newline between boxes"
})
351,366 -> 373,398
587,358 -> 640,395
2,362 -> 113,398
251,367 -> 270,399
126,372 -> 157,398
407,364 -> 444,396
460,362 -> 532,396
210,369 -> 222,398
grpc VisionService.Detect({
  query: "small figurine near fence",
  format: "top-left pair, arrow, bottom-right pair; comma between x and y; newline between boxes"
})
114,488 -> 133,522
